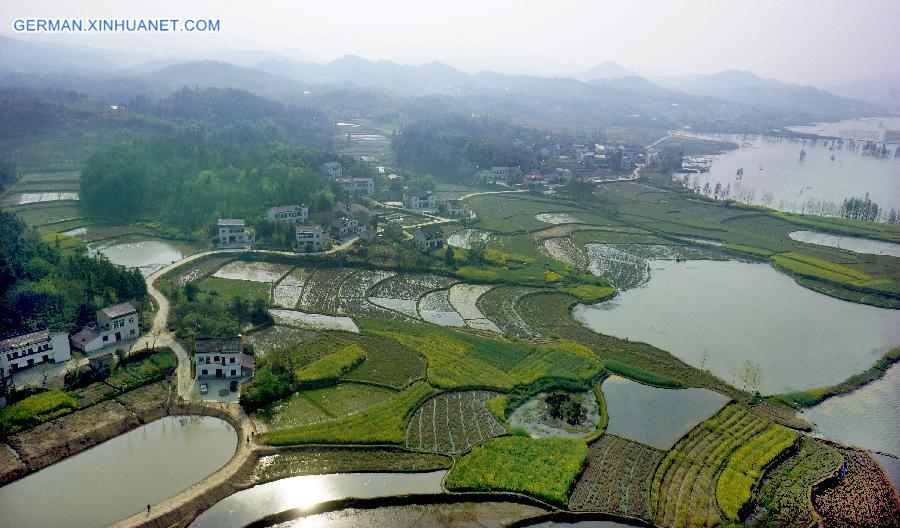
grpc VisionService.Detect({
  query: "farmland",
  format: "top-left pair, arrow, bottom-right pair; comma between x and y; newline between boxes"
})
568,435 -> 663,518
812,448 -> 900,528
405,390 -> 507,454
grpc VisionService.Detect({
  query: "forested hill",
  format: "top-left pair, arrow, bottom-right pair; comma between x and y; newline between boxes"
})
0,212 -> 146,337
392,116 -> 554,180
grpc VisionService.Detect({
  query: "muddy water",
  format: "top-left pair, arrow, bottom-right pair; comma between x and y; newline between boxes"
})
90,238 -> 191,276
190,471 -> 447,528
788,230 -> 900,258
801,363 -> 900,457
574,259 -> 900,394
0,416 -> 237,528
601,376 -> 728,449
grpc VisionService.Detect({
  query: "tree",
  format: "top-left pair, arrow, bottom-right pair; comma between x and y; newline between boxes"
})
444,246 -> 456,267
739,359 -> 763,393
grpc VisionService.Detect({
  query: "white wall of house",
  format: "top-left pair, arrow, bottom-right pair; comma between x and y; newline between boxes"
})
296,227 -> 324,252
1,332 -> 70,377
195,352 -> 243,379
79,311 -> 139,353
266,205 -> 309,223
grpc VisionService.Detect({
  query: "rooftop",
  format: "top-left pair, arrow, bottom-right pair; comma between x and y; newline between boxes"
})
195,337 -> 243,353
218,218 -> 246,226
101,301 -> 137,319
268,204 -> 306,213
297,225 -> 323,233
0,330 -> 55,350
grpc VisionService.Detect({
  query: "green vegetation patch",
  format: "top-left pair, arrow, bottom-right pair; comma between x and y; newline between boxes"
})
445,436 -> 588,506
262,382 -> 397,431
104,350 -> 177,391
604,360 -> 683,388
0,390 -> 77,436
716,424 -> 799,520
295,344 -> 366,387
723,243 -> 774,258
261,381 -> 437,445
196,276 -> 271,304
561,285 -> 616,303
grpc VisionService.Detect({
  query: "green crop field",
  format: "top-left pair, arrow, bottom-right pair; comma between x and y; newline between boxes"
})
445,436 -> 589,506
262,382 -> 397,430
0,390 -> 76,436
294,344 -> 366,386
405,390 -> 506,454
195,277 -> 271,304
261,381 -> 436,445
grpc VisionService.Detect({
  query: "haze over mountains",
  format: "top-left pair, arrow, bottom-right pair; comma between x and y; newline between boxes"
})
1,35 -> 896,127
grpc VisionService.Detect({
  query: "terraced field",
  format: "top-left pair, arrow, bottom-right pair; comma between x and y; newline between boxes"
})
813,448 -> 900,528
418,289 -> 466,327
584,243 -> 728,290
569,435 -> 663,518
298,268 -> 358,313
405,390 -> 506,454
337,269 -> 398,317
476,285 -> 540,338
649,404 -> 796,528
272,267 -> 311,308
449,283 -> 501,332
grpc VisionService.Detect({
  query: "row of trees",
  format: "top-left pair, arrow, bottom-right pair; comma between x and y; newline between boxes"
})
0,212 -> 146,337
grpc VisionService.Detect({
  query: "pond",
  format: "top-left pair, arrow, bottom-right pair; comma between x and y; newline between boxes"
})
508,391 -> 602,438
801,362 -> 900,457
574,259 -> 900,394
0,415 -> 237,528
788,230 -> 900,258
688,133 -> 899,212
90,238 -> 192,276
190,471 -> 447,528
601,376 -> 729,449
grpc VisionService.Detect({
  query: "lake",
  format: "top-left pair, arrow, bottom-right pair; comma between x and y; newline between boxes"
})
0,416 -> 237,528
787,116 -> 900,142
190,471 -> 447,528
788,230 -> 900,258
601,376 -> 729,449
687,132 -> 899,212
801,362 -> 900,457
90,238 -> 191,276
574,259 -> 900,394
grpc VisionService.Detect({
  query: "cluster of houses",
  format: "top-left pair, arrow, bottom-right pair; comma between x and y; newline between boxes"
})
1,301 -> 139,380
320,161 -> 376,197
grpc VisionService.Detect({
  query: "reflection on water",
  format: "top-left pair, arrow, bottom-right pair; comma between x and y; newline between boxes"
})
787,117 -> 900,142
789,230 -> 900,258
574,260 -> 900,394
0,416 -> 237,528
601,376 -> 729,449
802,363 -> 900,457
526,520 -> 640,528
90,239 -> 187,276
190,471 -> 447,528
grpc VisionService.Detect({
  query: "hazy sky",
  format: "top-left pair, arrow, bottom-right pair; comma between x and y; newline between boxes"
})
2,0 -> 899,85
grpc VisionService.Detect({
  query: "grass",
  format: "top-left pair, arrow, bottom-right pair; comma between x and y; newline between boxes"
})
722,243 -> 774,258
604,360 -> 683,388
295,344 -> 366,386
252,446 -> 453,484
445,436 -> 588,506
261,381 -> 437,445
41,232 -> 87,255
715,425 -> 798,520
196,276 -> 271,304
104,350 -> 177,391
561,285 -> 616,303
0,390 -> 77,436
771,252 -> 873,284
262,382 -> 397,430
772,346 -> 900,408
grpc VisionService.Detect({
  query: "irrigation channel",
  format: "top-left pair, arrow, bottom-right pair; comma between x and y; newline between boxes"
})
0,416 -> 237,528
574,258 -> 900,394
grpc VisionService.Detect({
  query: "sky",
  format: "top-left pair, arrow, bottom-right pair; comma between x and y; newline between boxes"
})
2,0 -> 899,85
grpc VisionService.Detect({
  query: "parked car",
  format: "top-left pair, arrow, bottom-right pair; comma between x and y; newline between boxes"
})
199,383 -> 208,395
229,380 -> 238,392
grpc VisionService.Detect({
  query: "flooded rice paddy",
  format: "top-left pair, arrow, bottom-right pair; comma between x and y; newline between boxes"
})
787,116 -> 900,142
601,376 -> 729,449
269,309 -> 360,333
788,230 -> 900,257
0,416 -> 236,528
17,191 -> 79,204
447,229 -> 492,249
190,471 -> 447,528
575,259 -> 900,394
801,363 -> 900,457
535,212 -> 584,225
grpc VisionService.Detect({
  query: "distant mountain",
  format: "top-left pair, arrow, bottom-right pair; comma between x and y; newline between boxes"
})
823,71 -> 900,108
573,61 -> 635,81
147,61 -> 306,96
654,69 -> 875,116
0,35 -> 146,74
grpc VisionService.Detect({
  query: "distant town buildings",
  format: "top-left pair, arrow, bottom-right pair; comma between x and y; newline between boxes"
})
320,161 -> 343,179
413,225 -> 444,251
217,219 -> 252,246
295,225 -> 325,252
330,216 -> 362,240
265,204 -> 308,224
335,177 -> 375,196
490,166 -> 518,180
405,190 -> 435,211
194,337 -> 253,380
70,302 -> 139,353
1,330 -> 71,377
443,199 -> 470,218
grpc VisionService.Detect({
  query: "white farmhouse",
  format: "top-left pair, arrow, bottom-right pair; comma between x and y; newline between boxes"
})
296,225 -> 325,252
265,204 -> 308,224
443,199 -> 470,218
194,337 -> 253,380
70,302 -> 139,353
413,225 -> 444,251
405,191 -> 435,211
217,219 -> 252,246
335,177 -> 375,196
1,330 -> 71,377
330,217 -> 361,240
320,161 -> 343,179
